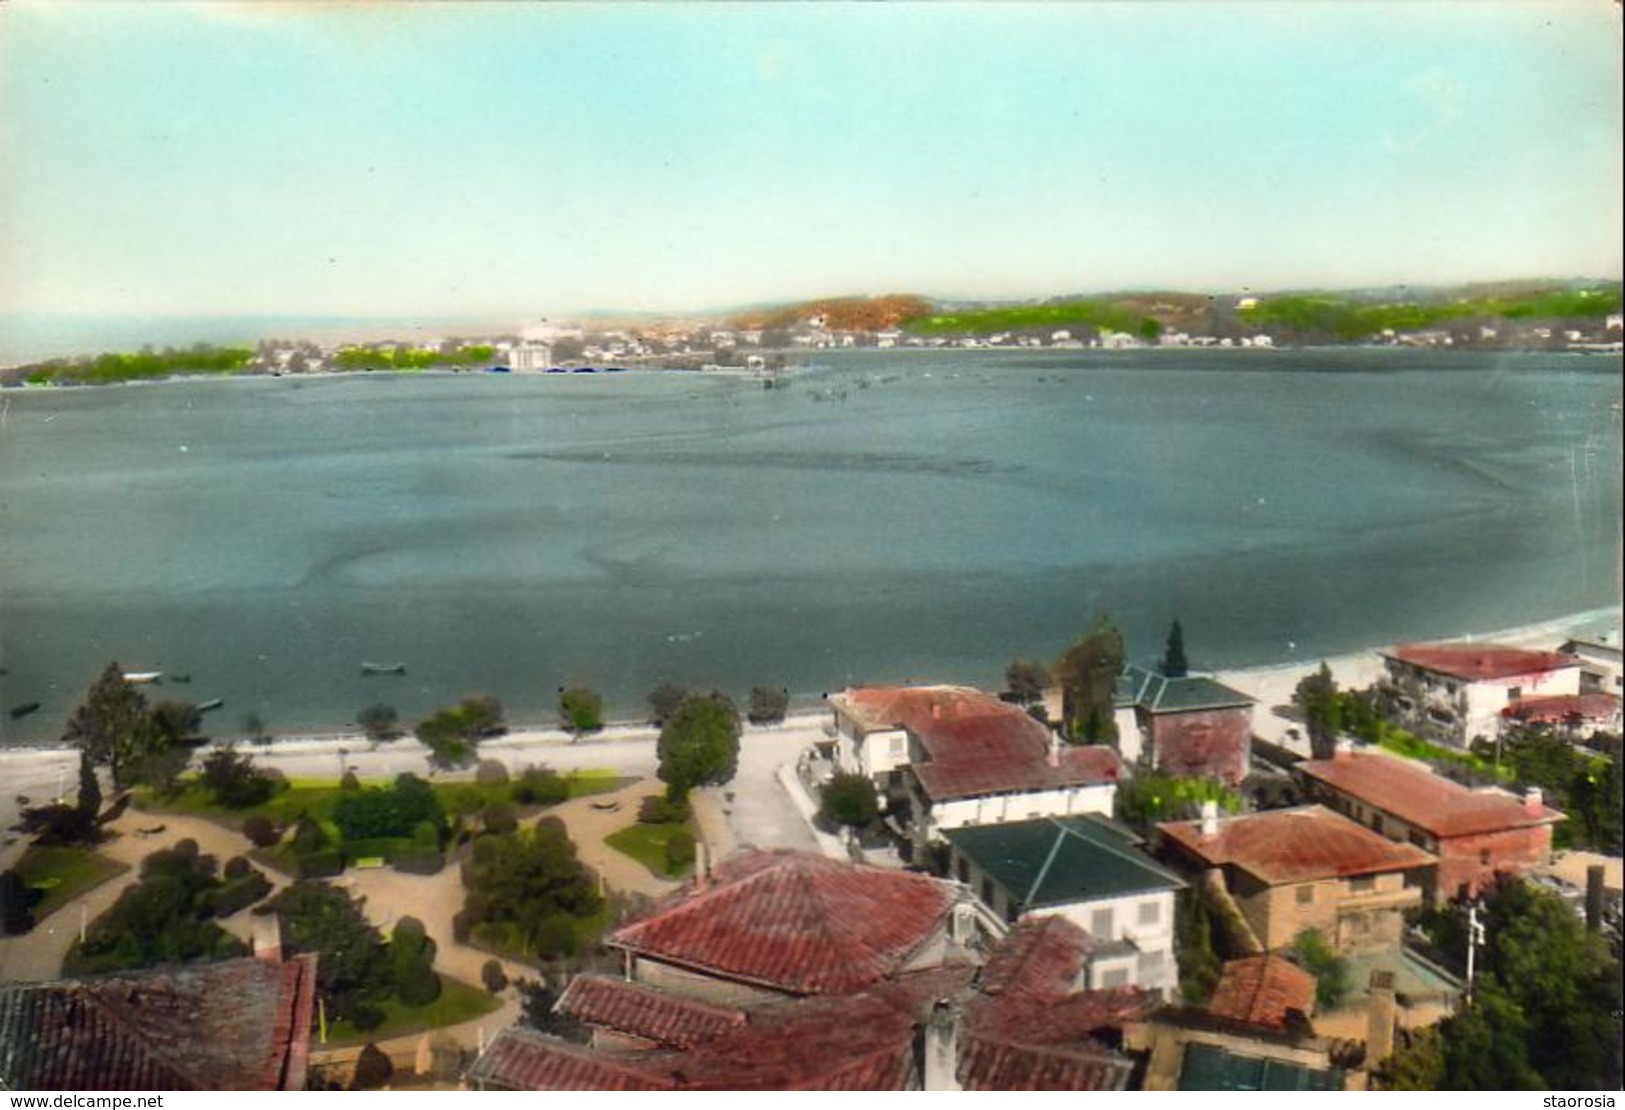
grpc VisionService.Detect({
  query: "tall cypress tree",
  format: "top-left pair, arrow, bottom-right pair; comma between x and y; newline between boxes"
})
1161,621 -> 1189,678
76,750 -> 102,821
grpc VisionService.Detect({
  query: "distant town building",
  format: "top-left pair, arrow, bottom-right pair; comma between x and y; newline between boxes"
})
509,339 -> 554,372
1113,666 -> 1256,785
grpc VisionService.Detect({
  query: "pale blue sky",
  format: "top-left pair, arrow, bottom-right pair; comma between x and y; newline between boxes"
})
2,1 -> 1620,318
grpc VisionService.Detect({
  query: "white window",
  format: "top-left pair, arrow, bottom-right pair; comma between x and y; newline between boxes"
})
1137,900 -> 1161,927
889,735 -> 905,755
1100,968 -> 1130,988
1090,907 -> 1115,939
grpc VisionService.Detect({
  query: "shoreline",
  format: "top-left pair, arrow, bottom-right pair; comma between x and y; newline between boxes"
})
2,605 -> 1615,808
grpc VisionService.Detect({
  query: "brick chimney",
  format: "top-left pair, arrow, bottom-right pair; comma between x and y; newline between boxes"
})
1047,730 -> 1061,769
694,840 -> 709,890
1199,800 -> 1219,840
252,913 -> 284,963
1523,787 -> 1543,815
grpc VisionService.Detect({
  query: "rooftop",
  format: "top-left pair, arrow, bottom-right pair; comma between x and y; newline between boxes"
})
1502,692 -> 1620,725
609,850 -> 959,996
1159,804 -> 1435,885
556,976 -> 744,1049
1383,642 -> 1579,682
1206,956 -> 1316,1029
943,815 -> 1185,911
1298,751 -> 1566,838
1118,665 -> 1256,714
0,955 -> 317,1092
833,684 -> 1120,801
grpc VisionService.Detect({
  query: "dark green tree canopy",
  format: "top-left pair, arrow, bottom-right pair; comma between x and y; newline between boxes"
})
657,693 -> 742,795
558,686 -> 604,734
63,663 -> 161,789
358,704 -> 401,743
334,772 -> 445,841
1003,658 -> 1050,706
1055,615 -> 1125,742
1293,662 -> 1342,760
646,684 -> 689,726
269,881 -> 391,1024
747,686 -> 790,725
820,772 -> 880,828
1160,621 -> 1189,679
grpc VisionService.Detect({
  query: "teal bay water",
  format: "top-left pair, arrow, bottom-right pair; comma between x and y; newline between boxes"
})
0,348 -> 1619,744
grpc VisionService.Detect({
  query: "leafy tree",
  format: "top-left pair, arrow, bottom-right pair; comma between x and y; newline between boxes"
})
242,814 -> 281,848
558,686 -> 604,734
1003,658 -> 1050,706
1409,877 -> 1622,1089
510,765 -> 569,806
481,958 -> 508,994
65,841 -> 246,976
646,683 -> 689,726
290,812 -> 330,854
1288,928 -> 1350,1011
638,794 -> 690,825
200,745 -> 277,808
269,881 -> 392,1025
1292,663 -> 1342,760
0,869 -> 41,936
149,700 -> 203,747
63,662 -> 161,790
333,773 -> 444,841
459,824 -> 601,958
1115,773 -> 1242,836
516,977 -> 590,1043
481,802 -> 518,835
657,694 -> 742,797
358,704 -> 401,743
350,1043 -> 394,1091
389,916 -> 442,1007
76,750 -> 102,823
1174,886 -> 1223,1005
475,758 -> 510,787
417,696 -> 505,770
1055,615 -> 1124,742
1160,621 -> 1189,679
820,772 -> 880,828
1482,726 -> 1620,851
747,686 -> 790,725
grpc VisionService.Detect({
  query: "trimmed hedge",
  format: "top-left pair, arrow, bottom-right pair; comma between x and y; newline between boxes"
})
292,849 -> 345,880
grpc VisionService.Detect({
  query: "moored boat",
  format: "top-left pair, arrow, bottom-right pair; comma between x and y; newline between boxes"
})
9,702 -> 40,720
197,698 -> 224,712
360,662 -> 407,675
123,671 -> 163,685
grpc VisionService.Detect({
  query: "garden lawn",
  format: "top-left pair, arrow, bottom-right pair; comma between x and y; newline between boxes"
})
605,822 -> 694,879
322,974 -> 500,1047
15,845 -> 129,921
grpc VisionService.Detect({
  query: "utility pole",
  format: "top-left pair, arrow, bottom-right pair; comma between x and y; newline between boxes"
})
1465,902 -> 1486,1002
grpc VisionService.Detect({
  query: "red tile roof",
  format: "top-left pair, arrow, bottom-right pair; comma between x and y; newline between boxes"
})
558,976 -> 744,1049
469,1027 -> 674,1091
0,955 -> 318,1091
1502,692 -> 1620,725
834,685 -> 1120,800
978,915 -> 1091,1000
1206,956 -> 1316,1028
1159,805 -> 1434,884
1385,643 -> 1578,682
1298,751 -> 1566,838
610,850 -> 957,996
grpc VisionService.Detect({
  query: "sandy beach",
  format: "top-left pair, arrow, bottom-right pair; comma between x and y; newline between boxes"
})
2,605 -> 1618,873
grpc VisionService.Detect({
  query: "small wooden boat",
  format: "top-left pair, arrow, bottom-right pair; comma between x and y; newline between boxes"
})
8,702 -> 40,720
123,671 -> 163,685
196,698 -> 224,712
360,662 -> 407,676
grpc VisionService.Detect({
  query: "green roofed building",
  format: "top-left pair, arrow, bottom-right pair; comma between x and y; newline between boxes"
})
943,814 -> 1184,996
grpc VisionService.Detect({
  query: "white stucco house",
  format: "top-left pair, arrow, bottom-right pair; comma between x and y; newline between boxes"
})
1375,642 -> 1583,747
943,815 -> 1185,996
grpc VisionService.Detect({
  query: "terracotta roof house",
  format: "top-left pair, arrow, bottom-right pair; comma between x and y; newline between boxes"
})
1127,956 -> 1350,1091
1296,748 -> 1565,899
1500,691 -> 1621,736
1115,666 -> 1256,785
0,954 -> 317,1091
1376,642 -> 1581,747
1159,805 -> 1434,952
943,815 -> 1185,995
469,855 -> 1148,1091
829,685 -> 1121,853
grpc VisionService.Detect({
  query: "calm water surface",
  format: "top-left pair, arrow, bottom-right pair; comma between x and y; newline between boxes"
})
0,348 -> 1619,743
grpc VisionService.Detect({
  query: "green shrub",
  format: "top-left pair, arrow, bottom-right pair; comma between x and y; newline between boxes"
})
511,766 -> 569,806
638,795 -> 690,825
292,849 -> 345,880
665,828 -> 697,870
748,686 -> 790,725
481,803 -> 518,835
558,687 -> 604,734
475,759 -> 510,787
290,813 -> 329,854
481,958 -> 508,994
204,871 -> 272,918
242,814 -> 281,849
531,915 -> 578,960
350,1043 -> 394,1091
820,772 -> 880,828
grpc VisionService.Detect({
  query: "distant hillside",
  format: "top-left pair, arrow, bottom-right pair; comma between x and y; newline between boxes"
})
906,293 -> 1217,339
729,294 -> 932,333
1238,282 -> 1622,342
